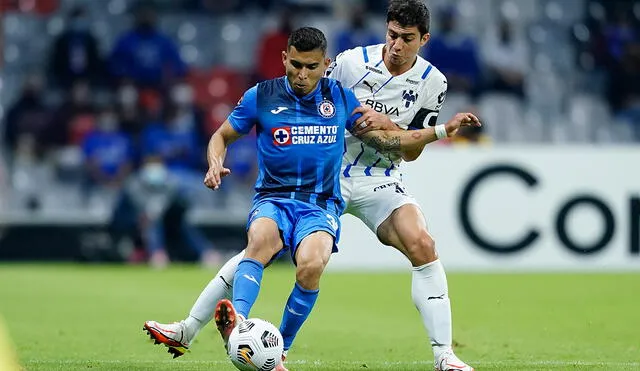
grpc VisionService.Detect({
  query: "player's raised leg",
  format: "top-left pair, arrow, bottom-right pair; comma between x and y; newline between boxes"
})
215,216 -> 284,344
143,250 -> 244,357
188,251 -> 243,334
377,204 -> 473,371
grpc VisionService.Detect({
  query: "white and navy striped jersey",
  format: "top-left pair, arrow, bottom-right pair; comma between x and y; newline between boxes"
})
327,44 -> 448,179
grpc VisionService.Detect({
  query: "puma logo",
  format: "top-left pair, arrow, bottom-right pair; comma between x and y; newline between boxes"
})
363,80 -> 377,93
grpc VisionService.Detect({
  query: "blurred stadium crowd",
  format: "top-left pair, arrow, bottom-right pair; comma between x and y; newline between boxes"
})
0,0 -> 638,264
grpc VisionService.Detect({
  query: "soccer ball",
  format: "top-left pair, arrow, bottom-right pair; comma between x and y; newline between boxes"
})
227,318 -> 284,371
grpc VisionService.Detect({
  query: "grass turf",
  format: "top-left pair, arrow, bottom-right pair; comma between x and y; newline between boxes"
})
0,264 -> 638,370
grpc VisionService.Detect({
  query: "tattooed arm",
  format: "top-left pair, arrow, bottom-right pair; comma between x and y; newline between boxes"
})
357,128 -> 438,160
356,112 -> 482,161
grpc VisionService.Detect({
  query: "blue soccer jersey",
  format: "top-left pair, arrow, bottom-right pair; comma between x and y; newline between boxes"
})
228,76 -> 361,215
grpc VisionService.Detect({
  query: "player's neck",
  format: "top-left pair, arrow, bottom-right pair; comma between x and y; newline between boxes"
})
382,46 -> 417,76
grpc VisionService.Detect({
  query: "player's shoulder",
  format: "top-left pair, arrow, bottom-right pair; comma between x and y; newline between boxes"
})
337,44 -> 384,64
416,55 -> 447,87
320,77 -> 349,96
254,77 -> 287,97
256,76 -> 285,90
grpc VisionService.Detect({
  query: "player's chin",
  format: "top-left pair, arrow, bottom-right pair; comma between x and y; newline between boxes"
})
390,58 -> 405,66
293,85 -> 307,94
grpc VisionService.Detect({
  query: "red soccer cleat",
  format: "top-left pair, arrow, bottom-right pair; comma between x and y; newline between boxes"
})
214,299 -> 242,346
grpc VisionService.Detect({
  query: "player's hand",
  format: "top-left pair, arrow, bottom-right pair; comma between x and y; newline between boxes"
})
203,160 -> 231,190
351,106 -> 399,136
444,112 -> 481,137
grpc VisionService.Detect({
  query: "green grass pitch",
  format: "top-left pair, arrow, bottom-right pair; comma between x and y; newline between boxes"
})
0,263 -> 639,370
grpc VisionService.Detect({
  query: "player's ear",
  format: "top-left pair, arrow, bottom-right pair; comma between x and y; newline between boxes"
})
324,57 -> 331,68
282,51 -> 288,67
420,33 -> 431,47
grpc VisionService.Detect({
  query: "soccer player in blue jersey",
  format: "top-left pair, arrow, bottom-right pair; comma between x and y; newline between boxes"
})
207,27 -> 360,371
144,21 -> 480,371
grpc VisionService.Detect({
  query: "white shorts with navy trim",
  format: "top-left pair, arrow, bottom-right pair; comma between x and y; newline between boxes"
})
340,176 -> 420,233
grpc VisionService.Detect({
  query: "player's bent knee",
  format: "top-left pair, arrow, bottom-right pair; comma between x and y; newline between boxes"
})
295,258 -> 326,289
245,232 -> 283,263
406,232 -> 437,264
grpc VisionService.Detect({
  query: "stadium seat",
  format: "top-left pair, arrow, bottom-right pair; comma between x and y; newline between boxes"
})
478,93 -> 524,142
439,92 -> 471,125
187,67 -> 248,107
539,0 -> 586,25
568,94 -> 611,143
522,109 -> 547,142
610,119 -> 637,143
498,0 -> 541,23
549,117 -> 573,143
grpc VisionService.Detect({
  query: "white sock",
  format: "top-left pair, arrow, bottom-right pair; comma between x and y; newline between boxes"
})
411,259 -> 452,360
184,250 -> 245,341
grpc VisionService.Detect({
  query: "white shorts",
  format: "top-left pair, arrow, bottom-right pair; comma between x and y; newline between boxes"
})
340,176 -> 421,233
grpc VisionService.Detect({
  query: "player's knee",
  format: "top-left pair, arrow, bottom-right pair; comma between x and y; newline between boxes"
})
246,233 -> 282,257
295,258 -> 326,288
406,231 -> 437,264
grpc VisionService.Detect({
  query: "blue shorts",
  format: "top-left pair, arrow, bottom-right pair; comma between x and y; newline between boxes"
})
247,197 -> 341,265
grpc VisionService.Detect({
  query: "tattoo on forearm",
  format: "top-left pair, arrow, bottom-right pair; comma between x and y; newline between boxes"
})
364,135 -> 401,153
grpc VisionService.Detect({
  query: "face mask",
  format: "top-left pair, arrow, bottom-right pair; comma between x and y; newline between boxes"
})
140,163 -> 168,187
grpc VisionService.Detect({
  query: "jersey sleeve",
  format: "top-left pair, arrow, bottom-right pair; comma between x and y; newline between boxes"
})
228,85 -> 258,134
325,51 -> 345,80
343,87 -> 362,131
408,75 -> 448,129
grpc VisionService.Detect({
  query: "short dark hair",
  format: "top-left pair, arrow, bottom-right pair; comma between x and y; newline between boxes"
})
387,0 -> 430,35
287,27 -> 327,55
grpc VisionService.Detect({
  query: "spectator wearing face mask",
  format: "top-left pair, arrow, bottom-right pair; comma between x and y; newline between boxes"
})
109,5 -> 187,89
110,156 -> 221,269
81,106 -> 134,195
48,6 -> 104,89
140,110 -> 201,174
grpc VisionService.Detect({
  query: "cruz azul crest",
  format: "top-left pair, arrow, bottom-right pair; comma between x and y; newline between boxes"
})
318,100 -> 336,118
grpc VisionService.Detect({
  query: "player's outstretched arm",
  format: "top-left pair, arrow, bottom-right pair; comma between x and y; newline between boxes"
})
204,120 -> 243,190
355,112 -> 481,160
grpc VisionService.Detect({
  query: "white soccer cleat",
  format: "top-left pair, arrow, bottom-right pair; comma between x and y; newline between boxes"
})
143,320 -> 190,358
435,350 -> 474,371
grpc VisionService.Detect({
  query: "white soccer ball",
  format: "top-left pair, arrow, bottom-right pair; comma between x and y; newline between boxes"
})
227,318 -> 284,371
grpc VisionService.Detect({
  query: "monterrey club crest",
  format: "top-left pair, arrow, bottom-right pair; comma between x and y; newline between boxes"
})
318,100 -> 336,118
272,127 -> 292,145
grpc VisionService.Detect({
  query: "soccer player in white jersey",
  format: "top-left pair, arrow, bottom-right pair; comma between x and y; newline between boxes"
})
143,1 -> 478,370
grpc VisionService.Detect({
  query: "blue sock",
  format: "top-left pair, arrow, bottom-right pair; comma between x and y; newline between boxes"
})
279,282 -> 319,351
232,258 -> 264,319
